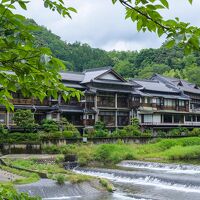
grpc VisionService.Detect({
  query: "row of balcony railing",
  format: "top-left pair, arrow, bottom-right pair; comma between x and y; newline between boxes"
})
141,122 -> 200,126
11,98 -> 199,113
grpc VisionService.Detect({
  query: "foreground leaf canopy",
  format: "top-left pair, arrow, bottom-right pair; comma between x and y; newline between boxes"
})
0,0 -> 80,110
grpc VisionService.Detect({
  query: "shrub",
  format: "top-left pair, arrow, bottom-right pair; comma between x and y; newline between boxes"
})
63,130 -> 80,138
60,118 -> 80,138
141,130 -> 152,137
39,131 -> 63,140
93,121 -> 109,138
165,145 -> 200,160
93,130 -> 109,138
55,155 -> 64,164
157,130 -> 166,137
0,123 -> 8,134
120,124 -> 141,137
0,184 -> 40,199
189,128 -> 200,136
12,109 -> 37,132
56,174 -> 65,185
167,128 -> 189,137
42,119 -> 59,132
0,132 -> 40,143
99,178 -> 114,192
94,121 -> 106,131
94,144 -> 136,164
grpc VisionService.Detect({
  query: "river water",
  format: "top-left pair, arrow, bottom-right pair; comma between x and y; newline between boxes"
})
17,161 -> 200,200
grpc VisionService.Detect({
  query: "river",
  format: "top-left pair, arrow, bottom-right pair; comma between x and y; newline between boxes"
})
17,161 -> 200,200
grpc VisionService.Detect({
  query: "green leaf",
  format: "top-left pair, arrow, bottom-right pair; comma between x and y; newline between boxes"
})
160,0 -> 169,8
67,7 -> 77,13
188,0 -> 193,4
18,1 -> 27,10
165,40 -> 175,48
112,0 -> 118,4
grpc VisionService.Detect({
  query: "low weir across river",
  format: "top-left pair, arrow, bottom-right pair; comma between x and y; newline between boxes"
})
17,161 -> 200,200
74,161 -> 200,200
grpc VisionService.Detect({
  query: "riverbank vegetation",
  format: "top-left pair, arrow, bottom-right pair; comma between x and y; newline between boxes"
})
0,165 -> 40,184
42,137 -> 200,166
2,157 -> 114,192
0,184 -> 40,199
1,114 -> 200,144
4,158 -> 91,184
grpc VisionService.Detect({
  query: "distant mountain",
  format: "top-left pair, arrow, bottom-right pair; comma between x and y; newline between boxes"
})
29,19 -> 200,85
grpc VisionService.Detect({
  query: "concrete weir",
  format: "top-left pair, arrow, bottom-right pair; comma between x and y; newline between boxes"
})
16,179 -> 110,200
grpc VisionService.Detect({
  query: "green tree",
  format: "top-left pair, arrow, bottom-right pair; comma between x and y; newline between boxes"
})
137,63 -> 170,78
12,109 -> 37,132
42,119 -> 59,132
0,0 -> 81,110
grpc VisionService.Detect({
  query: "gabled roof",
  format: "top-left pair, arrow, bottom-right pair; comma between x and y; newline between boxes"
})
81,68 -> 110,83
60,67 -> 127,87
81,67 -> 126,84
152,74 -> 200,95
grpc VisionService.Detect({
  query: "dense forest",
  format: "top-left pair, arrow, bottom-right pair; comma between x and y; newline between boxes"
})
29,19 -> 200,85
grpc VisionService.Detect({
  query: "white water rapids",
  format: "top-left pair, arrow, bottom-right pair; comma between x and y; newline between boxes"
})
73,161 -> 200,200
118,160 -> 200,174
17,161 -> 200,200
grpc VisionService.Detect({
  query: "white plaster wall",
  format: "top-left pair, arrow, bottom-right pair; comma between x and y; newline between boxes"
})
100,73 -> 119,81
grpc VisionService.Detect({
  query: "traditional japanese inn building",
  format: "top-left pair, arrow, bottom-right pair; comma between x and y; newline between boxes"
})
1,67 -> 200,131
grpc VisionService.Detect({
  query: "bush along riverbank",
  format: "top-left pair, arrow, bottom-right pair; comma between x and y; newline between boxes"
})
2,113 -> 200,144
0,184 -> 40,200
42,137 -> 200,166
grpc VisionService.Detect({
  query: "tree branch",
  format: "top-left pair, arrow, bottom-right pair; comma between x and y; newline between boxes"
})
119,0 -> 169,31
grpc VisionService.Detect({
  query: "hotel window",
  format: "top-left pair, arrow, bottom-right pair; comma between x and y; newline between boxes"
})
179,100 -> 185,107
9,113 -> 15,125
99,111 -> 115,126
163,114 -> 172,123
164,99 -> 173,106
156,98 -> 160,105
117,112 -> 129,126
185,115 -> 191,122
0,112 -> 6,124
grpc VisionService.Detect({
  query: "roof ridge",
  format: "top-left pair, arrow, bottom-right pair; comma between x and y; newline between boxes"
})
60,71 -> 84,75
83,66 -> 112,72
131,79 -> 159,83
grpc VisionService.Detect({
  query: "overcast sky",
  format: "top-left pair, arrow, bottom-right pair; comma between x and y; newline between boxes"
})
16,0 -> 200,51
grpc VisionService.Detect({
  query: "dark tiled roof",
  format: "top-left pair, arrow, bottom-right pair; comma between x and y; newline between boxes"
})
131,79 -> 179,93
152,74 -> 200,95
60,72 -> 84,82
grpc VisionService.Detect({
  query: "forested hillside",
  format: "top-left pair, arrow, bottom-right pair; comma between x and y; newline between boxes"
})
30,19 -> 200,85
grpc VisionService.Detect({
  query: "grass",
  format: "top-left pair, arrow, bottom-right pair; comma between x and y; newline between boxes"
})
42,137 -> 200,165
7,158 -> 93,184
0,183 -> 41,200
99,178 -> 114,192
0,165 -> 40,184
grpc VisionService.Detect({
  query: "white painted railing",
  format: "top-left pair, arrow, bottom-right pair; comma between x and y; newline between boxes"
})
141,122 -> 200,126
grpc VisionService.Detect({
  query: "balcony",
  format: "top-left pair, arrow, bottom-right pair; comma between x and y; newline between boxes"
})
97,101 -> 115,108
83,119 -> 95,126
11,98 -> 33,105
33,99 -> 49,106
140,122 -> 200,127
